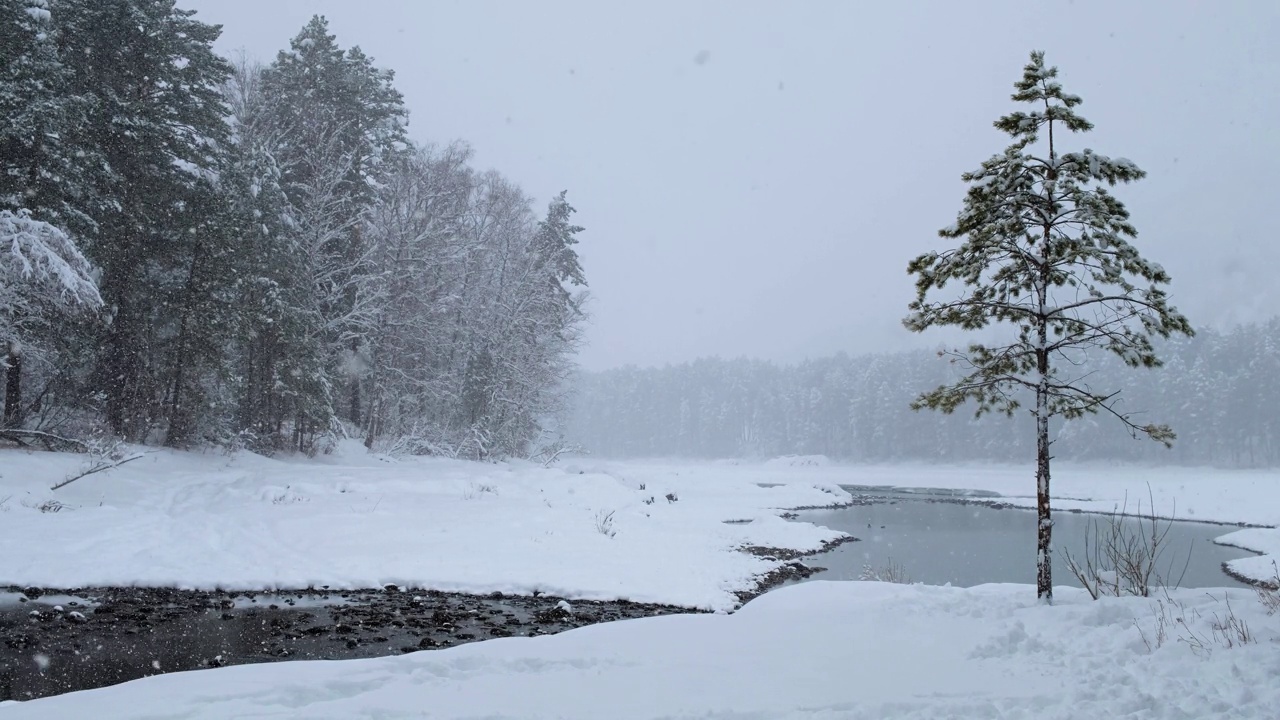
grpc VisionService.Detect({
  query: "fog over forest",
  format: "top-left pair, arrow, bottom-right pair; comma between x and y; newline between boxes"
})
567,319 -> 1280,468
4,0 -> 1277,470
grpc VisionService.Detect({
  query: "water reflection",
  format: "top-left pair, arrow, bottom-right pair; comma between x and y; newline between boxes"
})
796,492 -> 1253,589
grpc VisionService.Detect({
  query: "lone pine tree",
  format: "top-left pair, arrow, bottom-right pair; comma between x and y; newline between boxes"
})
903,51 -> 1193,602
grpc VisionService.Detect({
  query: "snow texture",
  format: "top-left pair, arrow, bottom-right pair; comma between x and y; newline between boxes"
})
2,450 -> 1278,717
0,442 -> 847,611
4,581 -> 1277,719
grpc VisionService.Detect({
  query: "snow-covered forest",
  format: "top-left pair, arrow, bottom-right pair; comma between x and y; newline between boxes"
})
5,2 -> 1280,717
0,3 -> 587,459
568,319 -> 1280,467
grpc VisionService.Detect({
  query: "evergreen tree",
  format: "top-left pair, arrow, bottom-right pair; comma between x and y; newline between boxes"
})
258,15 -> 408,428
219,57 -> 335,452
0,0 -> 106,429
0,7 -> 589,457
0,0 -> 102,233
55,0 -> 232,440
0,210 -> 101,428
902,52 -> 1192,601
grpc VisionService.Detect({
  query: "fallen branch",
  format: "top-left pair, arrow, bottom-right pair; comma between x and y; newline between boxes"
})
0,429 -> 91,453
51,452 -> 147,491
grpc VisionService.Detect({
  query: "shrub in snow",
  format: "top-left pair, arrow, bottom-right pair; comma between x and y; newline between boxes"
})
1256,562 -> 1280,616
1137,591 -> 1255,656
462,481 -> 498,500
1060,489 -> 1187,600
594,509 -> 617,538
859,558 -> 911,584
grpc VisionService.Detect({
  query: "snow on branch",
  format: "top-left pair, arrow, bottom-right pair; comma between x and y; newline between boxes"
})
1,210 -> 102,310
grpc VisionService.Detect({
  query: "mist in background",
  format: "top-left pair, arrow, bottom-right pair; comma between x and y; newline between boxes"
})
184,0 -> 1280,371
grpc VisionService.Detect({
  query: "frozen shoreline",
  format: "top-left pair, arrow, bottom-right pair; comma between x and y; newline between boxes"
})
4,450 -> 1279,717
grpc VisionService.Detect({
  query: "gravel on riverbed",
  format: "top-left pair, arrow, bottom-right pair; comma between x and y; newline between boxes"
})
0,585 -> 695,701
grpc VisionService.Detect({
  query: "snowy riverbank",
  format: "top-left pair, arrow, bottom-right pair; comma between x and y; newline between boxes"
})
5,581 -> 1277,719
0,443 -> 850,611
4,448 -> 1280,717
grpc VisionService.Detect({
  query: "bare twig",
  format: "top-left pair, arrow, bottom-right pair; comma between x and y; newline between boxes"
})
1060,485 -> 1188,599
51,452 -> 146,491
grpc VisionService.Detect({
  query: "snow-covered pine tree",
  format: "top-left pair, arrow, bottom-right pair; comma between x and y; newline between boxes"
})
0,0 -> 104,234
56,0 -> 232,441
219,58 -> 334,452
258,16 -> 408,430
0,0 -> 106,430
903,51 -> 1193,601
0,210 -> 101,428
515,191 -> 588,451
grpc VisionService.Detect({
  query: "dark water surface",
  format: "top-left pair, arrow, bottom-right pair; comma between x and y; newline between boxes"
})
797,489 -> 1254,589
0,587 -> 691,701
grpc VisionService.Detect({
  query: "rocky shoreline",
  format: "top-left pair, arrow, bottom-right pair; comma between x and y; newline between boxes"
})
0,584 -> 697,701
734,534 -> 860,605
0,488 -> 867,704
0,532 -> 860,702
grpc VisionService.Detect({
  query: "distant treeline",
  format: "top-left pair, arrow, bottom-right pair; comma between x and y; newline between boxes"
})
567,319 -> 1280,468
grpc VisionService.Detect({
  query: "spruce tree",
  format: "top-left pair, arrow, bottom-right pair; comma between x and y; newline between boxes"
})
903,52 -> 1193,601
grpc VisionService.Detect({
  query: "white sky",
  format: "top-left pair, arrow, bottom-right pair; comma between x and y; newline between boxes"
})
182,0 -> 1280,370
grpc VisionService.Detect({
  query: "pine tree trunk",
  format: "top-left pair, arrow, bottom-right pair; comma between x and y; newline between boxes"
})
3,345 -> 21,428
1036,393 -> 1052,602
1035,318 -> 1053,602
1037,117 -> 1056,603
165,244 -> 204,447
103,309 -> 142,439
101,232 -> 146,441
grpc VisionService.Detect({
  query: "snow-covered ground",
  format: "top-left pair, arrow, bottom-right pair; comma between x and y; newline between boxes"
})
0,443 -> 849,611
5,581 -> 1277,719
4,447 -> 1279,718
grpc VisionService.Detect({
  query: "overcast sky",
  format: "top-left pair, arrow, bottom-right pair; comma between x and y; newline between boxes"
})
183,0 -> 1280,371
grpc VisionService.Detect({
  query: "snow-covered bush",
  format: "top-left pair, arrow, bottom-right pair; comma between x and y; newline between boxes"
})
462,481 -> 498,500
860,558 -> 911,584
